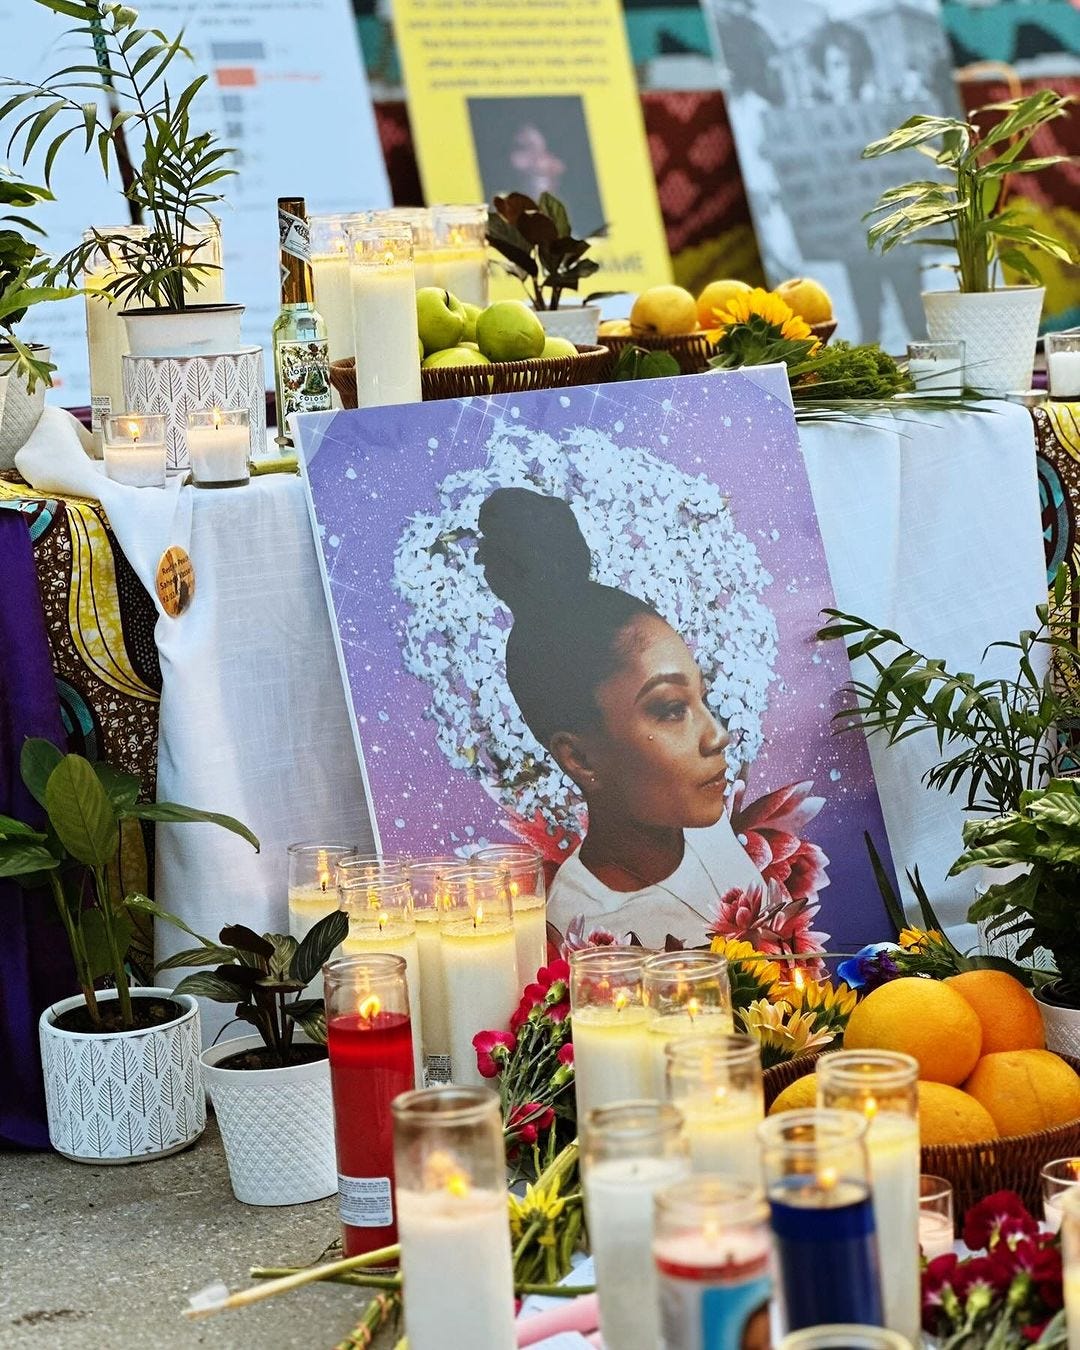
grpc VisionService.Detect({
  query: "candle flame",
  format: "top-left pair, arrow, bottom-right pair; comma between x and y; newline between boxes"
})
863,1095 -> 879,1119
212,406 -> 222,431
614,989 -> 629,1013
792,967 -> 806,992
424,1149 -> 471,1196
509,879 -> 519,900
712,1084 -> 729,1107
358,994 -> 382,1020
446,1171 -> 470,1198
703,1219 -> 721,1244
126,419 -> 141,443
383,249 -> 395,267
317,848 -> 330,892
378,910 -> 389,932
686,997 -> 701,1023
473,902 -> 484,928
818,1166 -> 838,1191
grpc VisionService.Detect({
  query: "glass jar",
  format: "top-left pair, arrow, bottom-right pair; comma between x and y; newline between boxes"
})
665,1033 -> 763,1179
432,203 -> 489,307
473,843 -> 547,984
570,947 -> 654,1120
346,220 -> 422,408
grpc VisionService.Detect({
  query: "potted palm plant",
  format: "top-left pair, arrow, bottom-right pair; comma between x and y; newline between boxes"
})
862,90 -> 1075,394
0,739 -> 257,1163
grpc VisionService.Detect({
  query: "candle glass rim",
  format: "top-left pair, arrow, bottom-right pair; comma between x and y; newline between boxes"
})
391,1083 -> 500,1125
431,203 -> 487,223
336,854 -> 408,880
816,1048 -> 919,1092
323,951 -> 407,983
286,840 -> 361,857
103,413 -> 166,440
1041,1157 -> 1080,1186
583,1099 -> 684,1150
776,1328 -> 914,1350
654,1174 -> 768,1228
664,1032 -> 761,1069
919,1173 -> 953,1203
1046,333 -> 1080,353
642,951 -> 728,979
349,222 -> 416,246
570,947 -> 649,977
186,408 -> 249,428
756,1106 -> 870,1152
473,843 -> 543,865
906,340 -> 965,359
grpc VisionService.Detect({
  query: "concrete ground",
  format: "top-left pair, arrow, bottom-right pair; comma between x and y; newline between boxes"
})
0,1118 -> 398,1350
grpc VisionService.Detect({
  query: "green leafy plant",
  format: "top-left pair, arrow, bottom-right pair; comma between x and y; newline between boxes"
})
862,90 -> 1075,292
487,192 -> 605,311
0,739 -> 258,1031
611,344 -> 680,382
150,908 -> 348,1066
1,0 -> 234,311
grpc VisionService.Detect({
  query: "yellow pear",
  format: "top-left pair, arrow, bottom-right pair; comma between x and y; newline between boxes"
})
630,285 -> 698,338
775,277 -> 834,325
696,278 -> 752,330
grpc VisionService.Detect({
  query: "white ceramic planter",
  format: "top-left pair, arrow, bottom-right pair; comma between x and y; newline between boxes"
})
0,344 -> 49,468
201,1034 -> 337,1206
121,303 -> 245,358
536,304 -> 601,345
1036,988 -> 1080,1058
39,987 -> 204,1164
922,286 -> 1045,395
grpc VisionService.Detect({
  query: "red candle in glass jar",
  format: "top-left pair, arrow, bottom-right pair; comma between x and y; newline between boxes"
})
325,954 -> 415,1257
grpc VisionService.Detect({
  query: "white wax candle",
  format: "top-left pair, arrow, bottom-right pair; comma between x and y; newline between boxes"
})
585,1154 -> 691,1350
866,1115 -> 921,1344
311,251 -> 354,363
647,1008 -> 736,1097
441,915 -> 519,1088
908,358 -> 962,394
342,920 -> 424,1081
572,1005 -> 655,1123
918,1209 -> 954,1259
287,884 -> 342,999
416,910 -> 451,1084
84,270 -> 129,438
1066,1267 -> 1080,1350
434,249 -> 488,307
413,250 -> 439,290
1049,351 -> 1080,400
512,892 -> 548,984
350,262 -> 423,408
676,1091 -> 763,1180
103,440 -> 166,487
187,418 -> 249,485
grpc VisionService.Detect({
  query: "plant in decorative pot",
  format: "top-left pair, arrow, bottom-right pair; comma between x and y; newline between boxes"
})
486,192 -> 607,343
862,90 -> 1075,394
0,739 -> 257,1163
151,908 -> 348,1205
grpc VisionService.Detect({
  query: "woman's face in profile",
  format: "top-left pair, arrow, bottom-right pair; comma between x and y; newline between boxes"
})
588,614 -> 731,830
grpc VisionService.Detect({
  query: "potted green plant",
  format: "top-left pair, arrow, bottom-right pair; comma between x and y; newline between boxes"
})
148,908 -> 348,1205
862,90 -> 1075,393
487,192 -> 605,343
0,739 -> 257,1163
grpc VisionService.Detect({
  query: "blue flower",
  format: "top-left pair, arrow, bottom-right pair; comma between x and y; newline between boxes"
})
837,942 -> 901,991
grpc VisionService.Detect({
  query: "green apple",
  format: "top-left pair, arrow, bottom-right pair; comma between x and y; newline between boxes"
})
416,287 -> 466,354
460,301 -> 482,343
541,335 -> 578,359
418,336 -> 424,362
422,345 -> 492,369
460,341 -> 480,350
476,300 -> 545,362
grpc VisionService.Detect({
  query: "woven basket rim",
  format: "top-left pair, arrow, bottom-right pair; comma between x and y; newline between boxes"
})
329,344 -> 608,380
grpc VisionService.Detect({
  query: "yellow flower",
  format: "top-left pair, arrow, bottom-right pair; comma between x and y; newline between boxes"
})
777,978 -> 858,1035
711,287 -> 815,342
898,927 -> 944,954
738,997 -> 835,1065
710,935 -> 783,997
507,1178 -> 567,1242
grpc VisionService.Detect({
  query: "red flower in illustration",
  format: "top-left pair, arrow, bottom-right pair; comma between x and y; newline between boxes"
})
559,913 -> 627,957
472,1028 -> 515,1079
503,807 -> 584,885
708,877 -> 829,955
729,780 -> 830,902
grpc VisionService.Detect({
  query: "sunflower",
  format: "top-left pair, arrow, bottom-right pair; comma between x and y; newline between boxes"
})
710,935 -> 783,1008
776,978 -> 859,1037
737,997 -> 835,1068
711,287 -> 815,342
898,926 -> 945,954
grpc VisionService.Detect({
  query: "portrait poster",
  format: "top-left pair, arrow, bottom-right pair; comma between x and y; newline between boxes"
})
704,0 -> 960,353
295,370 -> 894,955
392,0 -> 673,298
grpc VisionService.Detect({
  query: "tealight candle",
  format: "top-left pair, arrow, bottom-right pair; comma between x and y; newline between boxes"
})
310,212 -> 371,363
1042,1158 -> 1080,1233
393,1085 -> 516,1350
643,950 -> 734,1096
325,954 -> 414,1257
583,1101 -> 689,1350
439,865 -> 519,1088
1047,333 -> 1080,402
102,412 -> 167,487
906,340 -> 965,394
348,221 -> 422,408
186,408 -> 249,488
818,1050 -> 921,1345
432,204 -> 489,308
474,843 -> 548,983
570,948 -> 655,1122
665,1034 -> 764,1179
407,857 -> 458,1086
919,1174 -> 954,1259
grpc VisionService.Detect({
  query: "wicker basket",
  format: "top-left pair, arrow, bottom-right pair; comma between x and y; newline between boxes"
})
763,1051 -> 1080,1223
810,319 -> 838,345
329,345 -> 611,408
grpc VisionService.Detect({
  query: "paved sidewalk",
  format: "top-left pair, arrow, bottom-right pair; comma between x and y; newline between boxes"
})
0,1120 -> 397,1349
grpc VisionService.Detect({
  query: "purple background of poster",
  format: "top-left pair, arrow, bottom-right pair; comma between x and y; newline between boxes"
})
298,370 -> 893,949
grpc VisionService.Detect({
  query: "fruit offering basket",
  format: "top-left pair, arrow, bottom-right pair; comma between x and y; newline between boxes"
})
599,331 -> 718,376
330,345 -> 611,407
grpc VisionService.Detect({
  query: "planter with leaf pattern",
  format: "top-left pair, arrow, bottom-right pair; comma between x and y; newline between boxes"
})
39,987 -> 205,1164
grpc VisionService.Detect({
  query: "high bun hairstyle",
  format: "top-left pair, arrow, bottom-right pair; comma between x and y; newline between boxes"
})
477,488 -> 660,750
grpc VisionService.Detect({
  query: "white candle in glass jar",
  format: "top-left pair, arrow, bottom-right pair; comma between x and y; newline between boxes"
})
511,891 -> 547,984
84,270 -> 129,439
584,1154 -> 691,1350
397,1185 -> 516,1350
415,909 -> 451,1085
350,262 -> 422,408
434,249 -> 488,307
342,918 -> 424,1080
1049,352 -> 1080,400
287,887 -> 342,998
441,913 -> 519,1088
572,1004 -> 655,1122
311,251 -> 354,362
865,1114 -> 921,1345
908,359 -> 963,394
918,1209 -> 954,1259
677,1090 -> 763,1179
412,249 -> 439,290
186,412 -> 249,486
102,439 -> 167,487
647,1008 -> 735,1097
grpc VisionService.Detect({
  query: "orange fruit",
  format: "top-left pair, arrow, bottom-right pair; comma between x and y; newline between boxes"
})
964,1049 -> 1080,1137
774,277 -> 833,325
946,970 -> 1045,1054
843,977 -> 982,1085
768,1073 -> 818,1115
917,1081 -> 998,1145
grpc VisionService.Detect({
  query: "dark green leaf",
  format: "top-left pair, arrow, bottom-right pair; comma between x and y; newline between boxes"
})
269,934 -> 299,979
292,908 -> 348,988
219,924 -> 275,960
284,1000 -> 327,1044
0,841 -> 60,876
122,800 -> 259,850
44,755 -> 118,867
172,971 -> 252,1003
154,943 -> 239,972
20,738 -> 63,807
93,762 -> 141,807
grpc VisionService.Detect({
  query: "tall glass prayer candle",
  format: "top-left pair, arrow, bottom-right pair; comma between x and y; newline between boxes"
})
102,413 -> 167,487
583,1101 -> 689,1350
1047,333 -> 1080,402
393,1086 -> 516,1350
377,207 -> 438,289
759,1109 -> 883,1333
325,954 -> 414,1257
348,221 -> 423,408
643,951 -> 733,1096
777,1329 -> 914,1349
432,204 -> 489,307
340,871 -> 423,1081
653,1176 -> 772,1350
665,1035 -> 764,1180
570,948 -> 655,1121
406,857 -> 457,1085
83,226 -> 149,444
818,1050 -> 920,1345
474,843 -> 548,983
286,842 -> 360,997
310,212 -> 371,363
1061,1186 -> 1080,1350
440,865 -> 519,1088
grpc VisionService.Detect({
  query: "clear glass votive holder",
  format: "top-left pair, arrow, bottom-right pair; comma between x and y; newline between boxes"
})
310,212 -> 372,364
918,1174 -> 954,1258
474,843 -> 548,984
375,206 -> 437,287
777,1328 -> 914,1349
431,203 -> 489,307
1046,332 -> 1080,402
906,340 -> 965,394
1041,1157 -> 1080,1233
185,408 -> 249,488
643,950 -> 733,1096
665,1034 -> 764,1179
286,840 -> 360,946
570,947 -> 654,1122
102,412 -> 167,487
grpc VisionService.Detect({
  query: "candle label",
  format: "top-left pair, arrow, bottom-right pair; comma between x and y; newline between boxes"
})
275,340 -> 333,422
337,1174 -> 393,1228
90,394 -> 112,434
423,1053 -> 452,1087
659,1271 -> 771,1350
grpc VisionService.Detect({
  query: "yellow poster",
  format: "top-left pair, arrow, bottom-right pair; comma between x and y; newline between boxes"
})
394,0 -> 672,298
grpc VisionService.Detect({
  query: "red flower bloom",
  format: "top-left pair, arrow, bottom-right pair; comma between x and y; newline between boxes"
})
548,1000 -> 570,1024
962,1191 -> 1040,1253
507,1102 -> 555,1145
729,780 -> 830,902
557,1042 -> 574,1066
503,808 -> 584,882
472,1028 -> 515,1079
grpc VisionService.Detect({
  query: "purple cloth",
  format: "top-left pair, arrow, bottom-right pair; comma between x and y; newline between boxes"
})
0,508 -> 72,1149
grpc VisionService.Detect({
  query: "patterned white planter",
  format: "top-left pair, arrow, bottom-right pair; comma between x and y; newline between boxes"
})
922,286 -> 1045,395
536,304 -> 601,345
1036,988 -> 1080,1058
122,345 -> 267,472
39,987 -> 205,1164
0,345 -> 49,469
201,1035 -> 337,1206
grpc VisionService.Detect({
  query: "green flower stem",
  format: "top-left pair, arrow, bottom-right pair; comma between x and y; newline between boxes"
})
48,871 -> 99,1025
516,1282 -> 595,1297
93,864 -> 133,1027
252,1267 -> 401,1291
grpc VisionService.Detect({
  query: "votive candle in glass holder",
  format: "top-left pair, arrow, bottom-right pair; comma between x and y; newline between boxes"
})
324,953 -> 414,1257
643,950 -> 733,1096
817,1050 -> 920,1345
378,206 -> 438,288
393,1085 -> 516,1350
1061,1185 -> 1080,1349
310,212 -> 371,363
758,1108 -> 884,1332
1042,1157 -> 1080,1233
406,857 -> 458,1085
906,340 -> 965,394
286,839 -> 359,947
474,843 -> 548,984
102,412 -> 167,487
432,204 -> 489,307
665,1034 -> 764,1179
83,226 -> 149,442
186,408 -> 249,488
1047,333 -> 1080,402
439,864 -> 519,1088
653,1175 -> 772,1349
582,1100 -> 689,1350
570,947 -> 655,1122
919,1174 -> 954,1258
348,221 -> 423,408
777,1329 -> 914,1349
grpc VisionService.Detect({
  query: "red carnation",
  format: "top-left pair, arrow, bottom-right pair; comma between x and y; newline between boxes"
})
557,1042 -> 574,1066
962,1191 -> 1040,1253
472,1028 -> 515,1079
508,1101 -> 555,1145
